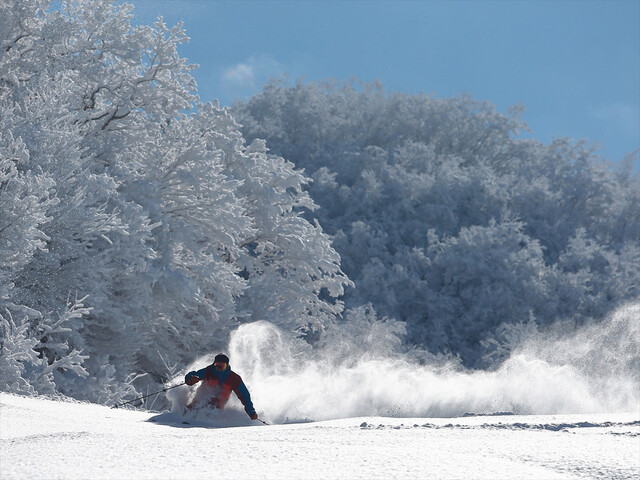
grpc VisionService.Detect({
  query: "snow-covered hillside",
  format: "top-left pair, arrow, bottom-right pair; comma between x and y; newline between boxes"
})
1,392 -> 638,480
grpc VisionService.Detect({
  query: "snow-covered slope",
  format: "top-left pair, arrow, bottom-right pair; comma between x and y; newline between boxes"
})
1,393 -> 638,480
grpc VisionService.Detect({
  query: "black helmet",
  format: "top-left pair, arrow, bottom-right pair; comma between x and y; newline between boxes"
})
213,353 -> 230,372
214,353 -> 229,364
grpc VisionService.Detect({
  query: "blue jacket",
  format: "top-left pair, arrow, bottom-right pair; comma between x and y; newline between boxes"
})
185,365 -> 255,416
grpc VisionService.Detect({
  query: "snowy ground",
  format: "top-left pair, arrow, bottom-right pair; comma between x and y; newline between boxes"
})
1,393 -> 638,480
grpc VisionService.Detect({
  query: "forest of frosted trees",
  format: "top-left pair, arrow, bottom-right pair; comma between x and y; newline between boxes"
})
234,80 -> 639,367
1,0 -> 638,406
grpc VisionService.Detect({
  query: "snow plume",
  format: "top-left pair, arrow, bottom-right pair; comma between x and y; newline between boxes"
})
509,302 -> 639,414
170,304 -> 639,424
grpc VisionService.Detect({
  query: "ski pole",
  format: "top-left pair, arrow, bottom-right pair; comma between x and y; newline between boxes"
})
113,382 -> 186,409
255,417 -> 270,425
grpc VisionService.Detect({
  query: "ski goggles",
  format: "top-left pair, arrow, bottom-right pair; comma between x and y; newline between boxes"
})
213,362 -> 228,371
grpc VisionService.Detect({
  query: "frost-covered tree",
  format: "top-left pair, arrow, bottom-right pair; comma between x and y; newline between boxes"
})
1,0 -> 350,404
192,104 -> 351,336
234,80 -> 639,367
0,0 -> 92,397
0,0 -> 179,400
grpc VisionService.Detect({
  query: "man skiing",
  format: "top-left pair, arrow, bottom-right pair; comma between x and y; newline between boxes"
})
184,353 -> 259,420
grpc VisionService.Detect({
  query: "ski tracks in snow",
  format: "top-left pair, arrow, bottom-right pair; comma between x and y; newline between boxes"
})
1,393 -> 638,479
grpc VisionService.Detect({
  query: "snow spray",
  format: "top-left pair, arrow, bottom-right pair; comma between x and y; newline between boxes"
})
173,303 -> 639,424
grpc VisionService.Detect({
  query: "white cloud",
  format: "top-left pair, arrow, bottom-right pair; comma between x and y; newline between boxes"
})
222,62 -> 255,87
221,55 -> 283,88
217,55 -> 285,104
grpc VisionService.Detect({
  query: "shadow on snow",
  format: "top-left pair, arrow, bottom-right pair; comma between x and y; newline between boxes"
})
147,407 -> 261,429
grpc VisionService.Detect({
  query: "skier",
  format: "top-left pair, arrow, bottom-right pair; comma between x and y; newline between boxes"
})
184,353 -> 259,420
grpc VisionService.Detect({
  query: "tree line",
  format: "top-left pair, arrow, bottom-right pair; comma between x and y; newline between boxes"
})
1,0 -> 637,405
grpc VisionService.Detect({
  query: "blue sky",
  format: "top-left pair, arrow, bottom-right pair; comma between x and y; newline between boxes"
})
127,0 -> 639,167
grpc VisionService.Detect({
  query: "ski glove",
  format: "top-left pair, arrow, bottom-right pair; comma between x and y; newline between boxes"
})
185,372 -> 200,386
250,413 -> 258,420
